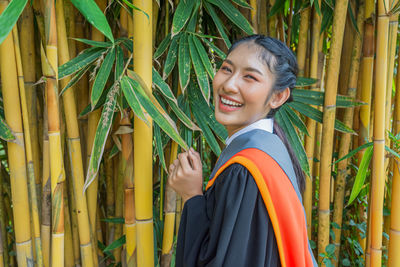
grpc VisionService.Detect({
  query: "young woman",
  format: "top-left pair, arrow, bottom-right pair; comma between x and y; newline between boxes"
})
168,35 -> 317,267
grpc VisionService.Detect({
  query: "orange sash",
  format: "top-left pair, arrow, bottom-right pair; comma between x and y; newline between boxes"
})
206,148 -> 315,267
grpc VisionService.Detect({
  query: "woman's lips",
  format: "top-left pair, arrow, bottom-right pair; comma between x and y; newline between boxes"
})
218,96 -> 242,112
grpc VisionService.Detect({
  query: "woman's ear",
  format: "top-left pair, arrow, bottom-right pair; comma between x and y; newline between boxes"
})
269,87 -> 290,109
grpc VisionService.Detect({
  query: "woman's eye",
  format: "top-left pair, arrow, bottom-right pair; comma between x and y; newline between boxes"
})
221,66 -> 231,72
245,74 -> 257,81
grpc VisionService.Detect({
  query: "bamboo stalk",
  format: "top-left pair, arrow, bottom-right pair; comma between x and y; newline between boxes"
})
388,40 -> 400,267
43,0 -> 66,264
105,139 -> 115,246
383,11 -> 398,255
331,4 -> 364,265
267,0 -> 277,37
0,164 -> 8,267
161,142 -> 178,267
317,0 -> 349,263
63,179 -> 75,267
303,1 -> 321,238
296,6 -> 310,77
113,153 -> 124,264
0,2 -> 34,266
19,3 -> 41,197
86,1 -> 107,263
133,0 -> 154,265
250,0 -> 257,33
41,108 -> 51,267
259,0 -> 267,35
12,26 -> 44,267
56,0 -> 95,266
120,111 -> 137,266
369,0 -> 389,265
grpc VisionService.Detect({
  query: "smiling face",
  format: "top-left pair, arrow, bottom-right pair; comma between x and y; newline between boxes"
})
213,42 -> 288,136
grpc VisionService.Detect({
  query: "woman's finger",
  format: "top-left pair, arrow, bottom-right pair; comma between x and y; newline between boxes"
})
188,150 -> 201,171
178,152 -> 192,172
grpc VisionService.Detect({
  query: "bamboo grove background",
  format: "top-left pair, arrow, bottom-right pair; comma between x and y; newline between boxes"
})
0,0 -> 398,266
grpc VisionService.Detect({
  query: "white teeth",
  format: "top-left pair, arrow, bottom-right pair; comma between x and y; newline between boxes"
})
221,97 -> 243,107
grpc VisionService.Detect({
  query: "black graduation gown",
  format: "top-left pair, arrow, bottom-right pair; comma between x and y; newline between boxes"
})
175,163 -> 281,267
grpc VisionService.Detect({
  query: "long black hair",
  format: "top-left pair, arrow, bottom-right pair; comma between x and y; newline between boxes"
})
227,35 -> 306,193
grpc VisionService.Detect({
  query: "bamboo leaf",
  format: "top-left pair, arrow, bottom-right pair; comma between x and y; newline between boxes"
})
189,82 -> 227,141
126,72 -> 189,150
154,33 -> 172,60
153,69 -> 200,131
155,124 -> 167,172
188,35 -> 210,103
282,105 -> 309,136
59,47 -> 106,79
101,217 -> 125,224
71,38 -> 112,48
231,0 -> 252,8
115,46 -> 124,80
292,89 -> 364,107
334,142 -> 373,164
348,146 -> 373,205
0,116 -> 15,142
295,77 -> 318,87
163,35 -> 179,79
108,144 -> 120,159
120,76 -> 149,125
192,35 -> 214,79
186,3 -> 199,32
191,104 -> 221,155
207,0 -> 254,34
386,145 -> 400,161
84,86 -> 118,192
269,0 -> 286,17
121,0 -> 149,19
70,0 -> 114,43
60,65 -> 92,96
288,102 -> 356,134
171,0 -> 196,36
103,235 -> 126,252
0,0 -> 28,46
91,47 -> 116,109
178,34 -> 191,91
202,38 -> 226,59
203,1 -> 232,48
276,109 -> 310,176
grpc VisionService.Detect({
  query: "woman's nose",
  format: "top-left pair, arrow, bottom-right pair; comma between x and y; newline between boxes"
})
222,75 -> 239,94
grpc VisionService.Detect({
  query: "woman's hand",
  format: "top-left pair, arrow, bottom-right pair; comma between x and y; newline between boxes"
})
168,148 -> 203,202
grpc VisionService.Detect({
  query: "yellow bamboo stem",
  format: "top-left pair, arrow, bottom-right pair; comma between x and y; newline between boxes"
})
0,164 -> 8,267
41,109 -> 51,267
56,0 -> 95,266
133,0 -> 154,266
369,0 -> 389,266
161,142 -> 178,266
267,0 -> 277,37
86,1 -> 107,263
296,6 -> 310,77
331,4 -> 364,265
120,111 -> 137,266
388,42 -> 400,267
303,1 -> 322,238
0,2 -> 33,266
12,26 -> 43,267
113,152 -> 124,263
42,0 -> 66,265
250,0 -> 257,33
317,0 -> 349,263
63,181 -> 75,267
259,0 -> 267,35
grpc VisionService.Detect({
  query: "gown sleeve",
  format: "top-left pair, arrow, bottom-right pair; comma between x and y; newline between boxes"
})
175,163 -> 281,267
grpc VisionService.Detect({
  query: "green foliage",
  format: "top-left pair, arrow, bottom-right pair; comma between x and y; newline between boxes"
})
70,0 -> 114,43
0,0 -> 28,46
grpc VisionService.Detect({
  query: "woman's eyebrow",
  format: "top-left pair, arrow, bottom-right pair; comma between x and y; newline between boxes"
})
225,59 -> 263,75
